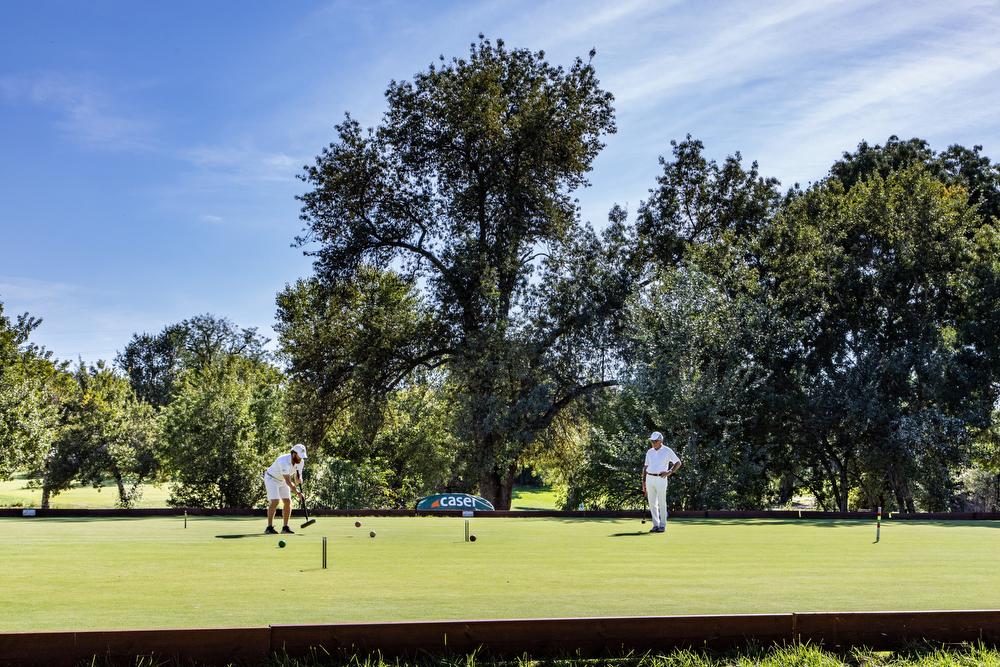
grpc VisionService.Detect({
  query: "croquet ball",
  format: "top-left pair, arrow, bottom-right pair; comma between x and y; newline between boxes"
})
469,535 -> 477,542
369,531 -> 376,538
278,540 -> 286,548
355,521 -> 362,528
641,519 -> 646,524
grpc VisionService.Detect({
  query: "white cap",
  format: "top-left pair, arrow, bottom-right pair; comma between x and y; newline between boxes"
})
649,432 -> 663,441
291,443 -> 308,459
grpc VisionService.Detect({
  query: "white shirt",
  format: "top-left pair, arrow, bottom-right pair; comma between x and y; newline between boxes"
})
266,453 -> 303,484
644,445 -> 680,474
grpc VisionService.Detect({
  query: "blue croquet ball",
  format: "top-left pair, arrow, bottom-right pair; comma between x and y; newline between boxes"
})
278,540 -> 286,548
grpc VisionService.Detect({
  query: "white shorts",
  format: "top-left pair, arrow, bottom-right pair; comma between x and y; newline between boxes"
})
264,474 -> 291,501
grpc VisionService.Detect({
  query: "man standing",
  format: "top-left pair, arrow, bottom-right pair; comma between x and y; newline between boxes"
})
642,432 -> 681,533
263,443 -> 308,534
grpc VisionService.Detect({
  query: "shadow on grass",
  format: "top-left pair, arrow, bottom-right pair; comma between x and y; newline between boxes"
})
674,518 -> 862,528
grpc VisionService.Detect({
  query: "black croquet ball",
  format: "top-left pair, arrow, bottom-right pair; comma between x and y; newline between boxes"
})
469,535 -> 477,542
369,531 -> 376,538
355,521 -> 362,528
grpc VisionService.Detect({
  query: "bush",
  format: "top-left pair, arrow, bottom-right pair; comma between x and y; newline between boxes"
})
958,467 -> 1000,512
309,458 -> 392,510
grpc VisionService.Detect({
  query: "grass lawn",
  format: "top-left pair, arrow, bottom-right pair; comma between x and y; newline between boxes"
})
1,516 -> 998,632
0,475 -> 172,509
510,485 -> 560,510
62,645 -> 1000,666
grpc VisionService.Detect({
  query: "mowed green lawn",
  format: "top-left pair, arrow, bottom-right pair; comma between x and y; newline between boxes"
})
0,476 -> 172,509
511,485 -> 560,510
1,516 -> 998,632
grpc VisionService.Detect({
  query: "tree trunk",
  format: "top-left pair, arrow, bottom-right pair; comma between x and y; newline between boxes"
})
113,471 -> 127,508
994,473 -> 1000,513
40,484 -> 51,510
893,482 -> 906,513
838,464 -> 849,512
888,464 -> 912,514
778,472 -> 795,506
479,465 -> 516,510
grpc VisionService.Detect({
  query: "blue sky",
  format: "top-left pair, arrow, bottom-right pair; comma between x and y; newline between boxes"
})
2,0 -> 999,363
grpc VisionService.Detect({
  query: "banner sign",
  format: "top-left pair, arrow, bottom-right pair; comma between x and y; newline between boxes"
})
416,493 -> 495,511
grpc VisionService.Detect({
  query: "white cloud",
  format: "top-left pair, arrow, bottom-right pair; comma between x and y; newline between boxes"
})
0,275 -> 181,363
780,33 -> 1000,142
0,275 -> 87,304
0,73 -> 155,150
180,144 -> 306,184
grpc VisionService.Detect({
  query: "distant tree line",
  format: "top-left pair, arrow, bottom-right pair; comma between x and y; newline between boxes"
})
1,37 -> 998,512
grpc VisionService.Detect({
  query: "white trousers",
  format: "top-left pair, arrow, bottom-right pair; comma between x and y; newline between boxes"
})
646,475 -> 668,528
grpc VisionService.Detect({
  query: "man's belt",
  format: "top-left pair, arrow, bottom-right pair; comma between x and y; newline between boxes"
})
646,472 -> 669,476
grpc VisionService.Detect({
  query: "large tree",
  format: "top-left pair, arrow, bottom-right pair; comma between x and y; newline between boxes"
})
566,138 -> 786,511
755,163 -> 1000,510
40,361 -> 160,508
161,355 -> 285,508
0,302 -> 72,478
292,37 -> 636,508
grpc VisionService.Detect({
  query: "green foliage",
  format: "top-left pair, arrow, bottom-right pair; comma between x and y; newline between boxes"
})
310,383 -> 464,509
310,458 -> 391,510
566,426 -> 648,510
571,135 -> 1000,513
636,134 -> 780,266
568,268 -> 780,512
277,271 -> 463,507
957,467 -> 1000,512
276,270 -> 434,450
0,302 -> 72,479
161,355 -> 286,508
41,361 -> 160,508
117,314 -> 268,407
831,135 -> 1000,223
626,268 -> 780,510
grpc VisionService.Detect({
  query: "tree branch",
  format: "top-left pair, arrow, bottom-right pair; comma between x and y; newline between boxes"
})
530,379 -> 618,432
383,347 -> 458,393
